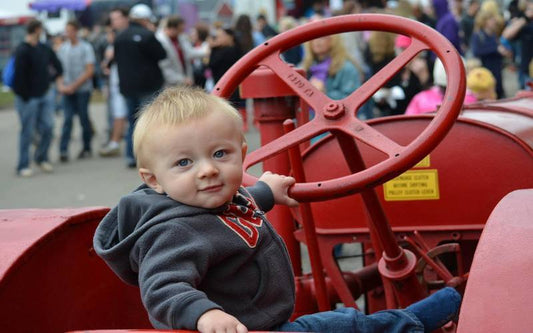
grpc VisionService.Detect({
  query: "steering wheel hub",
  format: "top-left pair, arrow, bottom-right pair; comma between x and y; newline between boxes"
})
323,102 -> 345,120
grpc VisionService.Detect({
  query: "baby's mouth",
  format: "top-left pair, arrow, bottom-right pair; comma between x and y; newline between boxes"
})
200,184 -> 223,192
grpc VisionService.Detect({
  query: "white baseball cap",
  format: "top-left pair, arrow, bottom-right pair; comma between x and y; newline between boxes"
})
433,56 -> 466,87
433,58 -> 447,87
129,4 -> 154,21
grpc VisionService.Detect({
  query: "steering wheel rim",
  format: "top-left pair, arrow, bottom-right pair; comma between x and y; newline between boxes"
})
213,14 -> 466,202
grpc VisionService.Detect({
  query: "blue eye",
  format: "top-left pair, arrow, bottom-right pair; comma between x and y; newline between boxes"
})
177,158 -> 191,167
213,150 -> 225,158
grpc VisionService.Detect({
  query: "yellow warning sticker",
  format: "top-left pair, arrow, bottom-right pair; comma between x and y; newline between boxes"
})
383,169 -> 440,201
413,155 -> 431,168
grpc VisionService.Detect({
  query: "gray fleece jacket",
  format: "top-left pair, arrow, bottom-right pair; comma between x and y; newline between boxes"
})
93,182 -> 295,330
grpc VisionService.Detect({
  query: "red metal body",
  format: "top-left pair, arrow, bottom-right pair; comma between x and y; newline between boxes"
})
465,91 -> 533,119
302,112 -> 533,234
296,111 -> 533,310
0,208 -> 152,332
457,189 -> 533,332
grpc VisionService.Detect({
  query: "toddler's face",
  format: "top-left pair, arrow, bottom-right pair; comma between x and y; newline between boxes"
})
142,111 -> 246,209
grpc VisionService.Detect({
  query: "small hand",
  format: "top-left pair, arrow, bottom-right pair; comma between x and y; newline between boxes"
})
197,309 -> 248,333
145,21 -> 157,32
309,77 -> 325,92
60,84 -> 75,95
259,171 -> 299,207
515,17 -> 527,27
498,45 -> 513,58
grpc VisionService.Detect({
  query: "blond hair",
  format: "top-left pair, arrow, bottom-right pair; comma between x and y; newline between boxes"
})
465,57 -> 482,74
474,8 -> 505,35
480,0 -> 500,16
467,67 -> 496,99
367,31 -> 396,64
279,16 -> 297,32
133,86 -> 242,167
302,34 -> 362,77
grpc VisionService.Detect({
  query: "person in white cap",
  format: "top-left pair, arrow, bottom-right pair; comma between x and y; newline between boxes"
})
129,3 -> 156,30
113,4 -> 166,168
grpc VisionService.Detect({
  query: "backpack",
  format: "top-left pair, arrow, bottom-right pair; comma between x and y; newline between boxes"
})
2,56 -> 15,88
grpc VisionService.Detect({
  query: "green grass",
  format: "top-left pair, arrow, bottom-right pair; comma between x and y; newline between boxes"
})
0,86 -> 15,109
91,89 -> 106,104
0,85 -> 106,110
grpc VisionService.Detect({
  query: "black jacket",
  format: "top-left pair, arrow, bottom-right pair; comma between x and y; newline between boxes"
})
13,42 -> 62,101
114,22 -> 166,97
208,45 -> 244,105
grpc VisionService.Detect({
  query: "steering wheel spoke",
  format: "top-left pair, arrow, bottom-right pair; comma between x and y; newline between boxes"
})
243,120 -> 324,170
337,118 -> 404,157
260,53 -> 331,112
345,38 -> 429,112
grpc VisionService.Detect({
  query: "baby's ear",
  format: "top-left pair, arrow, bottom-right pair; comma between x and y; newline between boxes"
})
139,168 -> 164,193
241,141 -> 248,162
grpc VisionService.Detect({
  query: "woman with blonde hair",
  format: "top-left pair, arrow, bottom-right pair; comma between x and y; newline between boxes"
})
302,33 -> 362,101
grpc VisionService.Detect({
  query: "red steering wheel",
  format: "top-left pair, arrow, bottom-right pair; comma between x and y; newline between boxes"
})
213,14 -> 466,202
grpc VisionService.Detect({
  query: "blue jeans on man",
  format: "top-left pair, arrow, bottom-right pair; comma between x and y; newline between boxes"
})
125,93 -> 154,167
14,89 -> 54,173
60,90 -> 92,158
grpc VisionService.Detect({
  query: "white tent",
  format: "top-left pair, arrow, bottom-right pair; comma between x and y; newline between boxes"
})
0,9 -> 35,21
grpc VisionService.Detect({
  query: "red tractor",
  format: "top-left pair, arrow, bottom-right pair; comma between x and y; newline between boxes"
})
1,14 -> 532,333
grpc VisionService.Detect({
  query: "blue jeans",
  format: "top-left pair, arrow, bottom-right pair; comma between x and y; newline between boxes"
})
125,94 -> 154,164
276,308 -> 424,333
519,71 -> 531,90
275,287 -> 460,333
15,90 -> 54,172
60,91 -> 92,154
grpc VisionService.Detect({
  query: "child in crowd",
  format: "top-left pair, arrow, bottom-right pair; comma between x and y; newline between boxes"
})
94,86 -> 461,332
467,67 -> 497,100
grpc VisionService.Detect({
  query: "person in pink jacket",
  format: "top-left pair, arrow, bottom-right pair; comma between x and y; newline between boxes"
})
405,59 -> 477,115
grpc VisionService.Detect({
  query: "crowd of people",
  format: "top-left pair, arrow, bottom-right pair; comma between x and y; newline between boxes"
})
9,0 -> 533,177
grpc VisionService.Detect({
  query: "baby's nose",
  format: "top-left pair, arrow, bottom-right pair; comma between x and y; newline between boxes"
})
198,161 -> 219,178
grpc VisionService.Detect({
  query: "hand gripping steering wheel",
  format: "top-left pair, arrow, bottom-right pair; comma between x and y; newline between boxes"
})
213,14 -> 466,202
